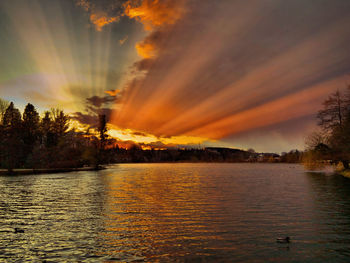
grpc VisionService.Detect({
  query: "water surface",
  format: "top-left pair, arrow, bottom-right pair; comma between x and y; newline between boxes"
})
1,163 -> 350,262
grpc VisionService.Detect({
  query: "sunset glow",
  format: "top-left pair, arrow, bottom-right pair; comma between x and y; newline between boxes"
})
1,0 -> 350,152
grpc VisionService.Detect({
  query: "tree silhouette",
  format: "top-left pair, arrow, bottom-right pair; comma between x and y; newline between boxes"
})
317,90 -> 348,131
2,102 -> 23,172
22,103 -> 40,160
0,100 -> 118,171
306,88 -> 350,170
95,114 -> 108,168
3,102 -> 21,127
328,111 -> 350,169
51,108 -> 69,146
98,114 -> 107,149
0,98 -> 9,122
40,111 -> 54,147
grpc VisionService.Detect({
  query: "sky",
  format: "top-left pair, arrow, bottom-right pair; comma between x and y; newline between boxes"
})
1,0 -> 350,153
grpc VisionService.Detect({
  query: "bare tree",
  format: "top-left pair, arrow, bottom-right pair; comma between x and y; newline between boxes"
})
304,131 -> 328,151
317,90 -> 348,131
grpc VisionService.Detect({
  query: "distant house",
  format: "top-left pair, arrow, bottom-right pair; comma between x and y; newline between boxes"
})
257,153 -> 280,162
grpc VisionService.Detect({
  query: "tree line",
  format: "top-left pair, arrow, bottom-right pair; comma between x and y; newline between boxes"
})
0,98 -> 308,173
0,98 -> 109,172
304,87 -> 350,170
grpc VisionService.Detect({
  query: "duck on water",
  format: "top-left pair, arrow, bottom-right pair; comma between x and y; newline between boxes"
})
276,237 -> 290,243
14,228 -> 24,233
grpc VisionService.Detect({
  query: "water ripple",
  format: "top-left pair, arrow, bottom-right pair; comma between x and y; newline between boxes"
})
1,164 -> 350,262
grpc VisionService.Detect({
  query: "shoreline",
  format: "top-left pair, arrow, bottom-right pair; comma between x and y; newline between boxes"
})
339,170 -> 350,178
4,163 -> 342,177
0,163 -> 301,176
0,166 -> 105,176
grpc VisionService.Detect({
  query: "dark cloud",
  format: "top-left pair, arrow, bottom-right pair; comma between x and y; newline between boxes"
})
72,94 -> 115,127
72,107 -> 113,127
71,111 -> 98,127
131,131 -> 148,136
86,95 -> 114,108
133,58 -> 154,71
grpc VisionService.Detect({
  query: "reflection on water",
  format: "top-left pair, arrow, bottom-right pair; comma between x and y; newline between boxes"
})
1,163 -> 350,262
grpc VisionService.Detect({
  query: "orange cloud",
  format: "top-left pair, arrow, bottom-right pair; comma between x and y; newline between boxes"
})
77,0 -> 187,32
124,0 -> 187,58
124,0 -> 186,31
89,13 -> 119,31
135,41 -> 156,58
105,89 -> 120,97
76,0 -> 120,31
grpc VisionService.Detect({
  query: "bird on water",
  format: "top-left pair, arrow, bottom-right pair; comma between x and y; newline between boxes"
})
276,236 -> 290,243
14,228 -> 24,233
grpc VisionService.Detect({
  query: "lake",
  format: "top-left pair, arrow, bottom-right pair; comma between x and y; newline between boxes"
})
1,163 -> 350,262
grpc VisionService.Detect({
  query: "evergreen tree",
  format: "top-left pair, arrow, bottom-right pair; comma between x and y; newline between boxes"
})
0,98 -> 9,123
0,98 -> 8,167
22,103 -> 40,153
2,102 -> 23,171
98,114 -> 107,149
41,111 -> 54,147
51,108 -> 69,145
95,114 -> 108,167
3,102 -> 21,127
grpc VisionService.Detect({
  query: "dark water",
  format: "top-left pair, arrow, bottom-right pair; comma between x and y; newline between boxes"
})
1,163 -> 350,262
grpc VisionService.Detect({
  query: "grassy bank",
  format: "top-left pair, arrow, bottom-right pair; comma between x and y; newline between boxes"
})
339,170 -> 350,178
